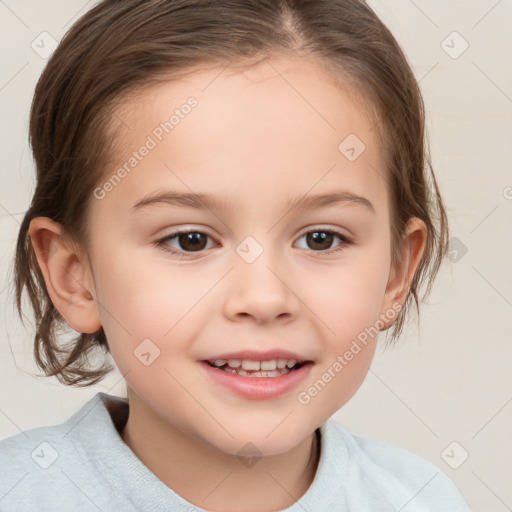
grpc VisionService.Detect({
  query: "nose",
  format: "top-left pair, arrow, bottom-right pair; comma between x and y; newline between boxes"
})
222,246 -> 300,325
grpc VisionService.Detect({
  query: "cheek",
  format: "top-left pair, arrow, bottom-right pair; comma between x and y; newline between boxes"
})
95,243 -> 192,320
298,278 -> 384,419
92,246 -> 213,367
297,245 -> 390,414
314,251 -> 391,339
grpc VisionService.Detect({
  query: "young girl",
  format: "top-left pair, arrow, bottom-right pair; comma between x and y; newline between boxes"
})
1,0 -> 470,510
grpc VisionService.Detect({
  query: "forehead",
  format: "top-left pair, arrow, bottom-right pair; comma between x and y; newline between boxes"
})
97,54 -> 388,216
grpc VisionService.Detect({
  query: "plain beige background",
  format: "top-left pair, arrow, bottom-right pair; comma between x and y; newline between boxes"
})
1,1 -> 511,510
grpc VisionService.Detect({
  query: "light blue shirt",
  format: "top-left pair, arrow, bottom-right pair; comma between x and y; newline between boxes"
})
0,393 -> 470,511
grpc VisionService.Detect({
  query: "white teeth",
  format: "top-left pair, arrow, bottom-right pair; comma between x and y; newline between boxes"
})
209,358 -> 302,373
241,360 -> 260,371
225,368 -> 288,377
260,359 -> 277,370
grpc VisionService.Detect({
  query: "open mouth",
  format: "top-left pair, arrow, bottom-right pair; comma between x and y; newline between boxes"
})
205,358 -> 306,378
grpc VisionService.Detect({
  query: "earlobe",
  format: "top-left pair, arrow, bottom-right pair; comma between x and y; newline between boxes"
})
28,217 -> 101,334
380,217 -> 427,328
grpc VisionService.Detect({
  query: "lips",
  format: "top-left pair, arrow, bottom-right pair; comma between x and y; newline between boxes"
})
199,349 -> 314,399
199,358 -> 313,399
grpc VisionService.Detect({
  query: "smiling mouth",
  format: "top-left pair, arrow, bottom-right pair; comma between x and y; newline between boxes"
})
205,358 -> 307,377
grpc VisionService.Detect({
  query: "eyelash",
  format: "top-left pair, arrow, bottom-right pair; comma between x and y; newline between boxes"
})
154,227 -> 352,259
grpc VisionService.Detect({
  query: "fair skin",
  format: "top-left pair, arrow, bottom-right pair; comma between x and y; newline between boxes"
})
29,54 -> 426,512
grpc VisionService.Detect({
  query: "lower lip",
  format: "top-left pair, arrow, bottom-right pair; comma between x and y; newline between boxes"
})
199,361 -> 313,400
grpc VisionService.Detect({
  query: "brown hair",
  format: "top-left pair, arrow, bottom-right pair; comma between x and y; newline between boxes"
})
14,0 -> 448,386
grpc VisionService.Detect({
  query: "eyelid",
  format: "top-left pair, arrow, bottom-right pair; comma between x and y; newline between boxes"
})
296,224 -> 351,239
155,225 -> 217,242
154,224 -> 352,258
154,226 -> 218,256
294,226 -> 352,254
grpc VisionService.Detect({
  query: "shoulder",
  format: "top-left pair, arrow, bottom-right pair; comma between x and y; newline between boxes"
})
321,419 -> 470,511
0,393 -> 126,511
0,412 -> 74,474
0,393 -> 106,466
0,415 -> 78,509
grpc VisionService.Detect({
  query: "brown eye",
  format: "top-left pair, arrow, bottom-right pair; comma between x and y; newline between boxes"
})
157,230 -> 215,256
305,231 -> 335,250
295,229 -> 351,254
176,232 -> 209,251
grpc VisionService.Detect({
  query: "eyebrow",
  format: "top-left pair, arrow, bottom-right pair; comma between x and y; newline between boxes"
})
287,190 -> 375,214
130,189 -> 375,214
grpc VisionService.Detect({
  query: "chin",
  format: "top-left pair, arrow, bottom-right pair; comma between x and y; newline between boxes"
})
197,418 -> 317,459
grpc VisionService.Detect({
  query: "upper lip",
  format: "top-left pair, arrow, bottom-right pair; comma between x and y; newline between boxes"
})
202,349 -> 313,362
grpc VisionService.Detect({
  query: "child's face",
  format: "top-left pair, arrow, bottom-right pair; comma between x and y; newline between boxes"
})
86,55 -> 406,456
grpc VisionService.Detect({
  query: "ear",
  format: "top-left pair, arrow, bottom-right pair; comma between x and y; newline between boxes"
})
28,217 -> 101,334
379,217 -> 427,328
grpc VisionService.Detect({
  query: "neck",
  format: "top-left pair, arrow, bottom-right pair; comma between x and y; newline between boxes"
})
120,388 -> 320,512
